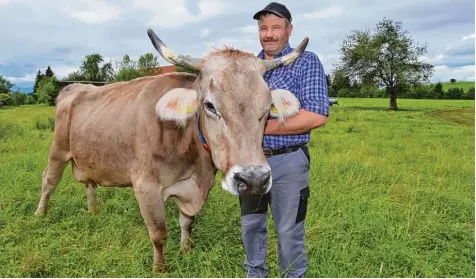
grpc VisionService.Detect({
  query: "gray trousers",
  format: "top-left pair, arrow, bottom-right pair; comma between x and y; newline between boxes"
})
240,146 -> 310,278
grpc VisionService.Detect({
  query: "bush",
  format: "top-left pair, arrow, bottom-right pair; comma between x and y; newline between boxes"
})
12,92 -> 26,106
34,117 -> 55,132
465,87 -> 474,100
337,88 -> 352,97
0,93 -> 15,108
445,88 -> 464,99
24,95 -> 36,105
409,85 -> 433,99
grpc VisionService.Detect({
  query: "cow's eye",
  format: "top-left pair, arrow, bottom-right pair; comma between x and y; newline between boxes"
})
204,101 -> 217,114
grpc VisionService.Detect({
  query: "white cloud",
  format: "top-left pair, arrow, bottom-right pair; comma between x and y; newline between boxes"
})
63,0 -> 121,24
5,74 -> 35,83
200,28 -> 211,38
303,6 -> 343,20
461,33 -> 475,41
134,0 -> 227,28
0,0 -> 11,6
235,25 -> 257,34
432,65 -> 475,82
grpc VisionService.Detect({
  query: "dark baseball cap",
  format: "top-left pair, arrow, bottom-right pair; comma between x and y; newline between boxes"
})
253,2 -> 292,22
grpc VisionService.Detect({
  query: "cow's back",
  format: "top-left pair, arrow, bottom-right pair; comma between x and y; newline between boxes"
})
58,73 -> 199,187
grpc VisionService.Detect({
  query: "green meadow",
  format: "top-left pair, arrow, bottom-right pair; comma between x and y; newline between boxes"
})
440,81 -> 475,92
0,98 -> 474,278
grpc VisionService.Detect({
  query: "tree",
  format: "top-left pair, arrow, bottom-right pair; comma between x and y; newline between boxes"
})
78,53 -> 114,82
466,87 -> 475,100
45,66 -> 55,78
0,75 -> 14,94
63,70 -> 85,81
113,54 -> 142,82
331,69 -> 351,92
33,70 -> 45,94
335,17 -> 434,110
450,78 -> 456,84
80,53 -> 103,81
433,82 -> 444,99
137,53 -> 159,76
36,77 -> 59,106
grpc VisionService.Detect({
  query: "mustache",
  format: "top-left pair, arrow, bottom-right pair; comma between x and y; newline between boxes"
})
263,36 -> 278,42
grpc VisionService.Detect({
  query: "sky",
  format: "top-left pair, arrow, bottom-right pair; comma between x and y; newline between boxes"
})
0,0 -> 474,93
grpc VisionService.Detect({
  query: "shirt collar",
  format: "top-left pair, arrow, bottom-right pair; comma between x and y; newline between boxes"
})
258,43 -> 292,60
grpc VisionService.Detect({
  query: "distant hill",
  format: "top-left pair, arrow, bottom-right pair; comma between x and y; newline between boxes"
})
436,81 -> 475,91
12,87 -> 33,94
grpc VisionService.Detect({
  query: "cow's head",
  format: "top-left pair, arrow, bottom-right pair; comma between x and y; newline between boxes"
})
147,28 -> 308,196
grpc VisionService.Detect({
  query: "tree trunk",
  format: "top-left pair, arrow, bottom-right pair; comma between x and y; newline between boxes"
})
388,87 -> 398,110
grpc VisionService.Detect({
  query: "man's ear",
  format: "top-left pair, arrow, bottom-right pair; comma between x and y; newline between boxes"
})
155,88 -> 198,127
269,89 -> 300,123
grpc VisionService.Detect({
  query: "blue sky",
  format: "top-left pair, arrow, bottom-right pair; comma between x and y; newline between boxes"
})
1,0 -> 474,93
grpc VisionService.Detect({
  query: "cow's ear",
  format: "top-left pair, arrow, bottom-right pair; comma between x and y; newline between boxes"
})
155,88 -> 198,127
269,89 -> 300,122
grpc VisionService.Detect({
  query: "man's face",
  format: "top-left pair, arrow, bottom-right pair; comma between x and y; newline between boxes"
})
259,14 -> 293,58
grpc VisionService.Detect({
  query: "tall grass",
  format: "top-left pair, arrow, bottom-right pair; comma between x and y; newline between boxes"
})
0,99 -> 474,277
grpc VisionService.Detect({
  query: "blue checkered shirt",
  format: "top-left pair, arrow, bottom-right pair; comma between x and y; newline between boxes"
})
258,43 -> 330,149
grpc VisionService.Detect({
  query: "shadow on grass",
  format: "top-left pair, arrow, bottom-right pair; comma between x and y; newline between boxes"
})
342,106 -> 428,112
429,108 -> 475,126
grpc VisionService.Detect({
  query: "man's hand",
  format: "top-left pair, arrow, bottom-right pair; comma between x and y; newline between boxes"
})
264,109 -> 328,135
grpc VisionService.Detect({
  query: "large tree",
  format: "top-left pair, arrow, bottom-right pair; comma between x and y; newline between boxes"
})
137,52 -> 159,76
335,17 -> 434,110
77,53 -> 114,82
0,75 -> 14,94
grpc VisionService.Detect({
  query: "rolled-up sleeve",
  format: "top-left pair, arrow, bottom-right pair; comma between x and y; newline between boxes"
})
298,53 -> 330,116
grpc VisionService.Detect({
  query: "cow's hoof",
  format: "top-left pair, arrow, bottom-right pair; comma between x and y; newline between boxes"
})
34,208 -> 46,216
180,241 -> 192,254
153,263 -> 167,273
88,205 -> 98,214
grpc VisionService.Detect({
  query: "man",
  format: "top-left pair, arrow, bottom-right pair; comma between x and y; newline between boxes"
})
239,2 -> 330,278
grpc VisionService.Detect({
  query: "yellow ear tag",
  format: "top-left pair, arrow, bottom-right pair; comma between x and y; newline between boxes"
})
270,105 -> 279,113
166,98 -> 196,114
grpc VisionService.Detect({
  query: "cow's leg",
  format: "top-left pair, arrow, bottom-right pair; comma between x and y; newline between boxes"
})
35,150 -> 70,215
178,210 -> 195,254
86,182 -> 98,213
133,182 -> 168,273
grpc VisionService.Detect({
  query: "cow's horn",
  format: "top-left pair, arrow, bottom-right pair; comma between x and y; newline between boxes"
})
260,37 -> 309,71
147,28 -> 201,71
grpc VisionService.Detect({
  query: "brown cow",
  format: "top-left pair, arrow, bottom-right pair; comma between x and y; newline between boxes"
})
34,28 -> 309,272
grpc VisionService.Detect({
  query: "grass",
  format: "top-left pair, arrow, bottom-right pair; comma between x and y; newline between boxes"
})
0,99 -> 474,277
439,81 -> 475,91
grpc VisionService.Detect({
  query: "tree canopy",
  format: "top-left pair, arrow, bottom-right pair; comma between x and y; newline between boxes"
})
334,17 -> 434,110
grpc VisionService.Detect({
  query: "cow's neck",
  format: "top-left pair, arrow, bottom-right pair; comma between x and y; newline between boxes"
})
196,117 -> 210,153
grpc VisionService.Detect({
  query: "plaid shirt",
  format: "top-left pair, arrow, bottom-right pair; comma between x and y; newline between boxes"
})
258,43 -> 330,149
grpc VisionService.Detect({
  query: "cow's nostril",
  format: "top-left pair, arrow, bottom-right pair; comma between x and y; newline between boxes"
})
234,173 -> 249,193
261,171 -> 271,185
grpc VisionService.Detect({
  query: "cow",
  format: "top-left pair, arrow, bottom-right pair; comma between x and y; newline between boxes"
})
34,28 -> 309,273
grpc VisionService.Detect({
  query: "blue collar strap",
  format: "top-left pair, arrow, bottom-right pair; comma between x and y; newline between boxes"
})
196,117 -> 210,152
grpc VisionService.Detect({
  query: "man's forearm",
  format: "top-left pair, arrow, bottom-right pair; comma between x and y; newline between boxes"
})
264,109 -> 328,135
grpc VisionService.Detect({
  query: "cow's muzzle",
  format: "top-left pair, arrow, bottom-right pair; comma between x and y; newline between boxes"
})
222,165 -> 272,196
